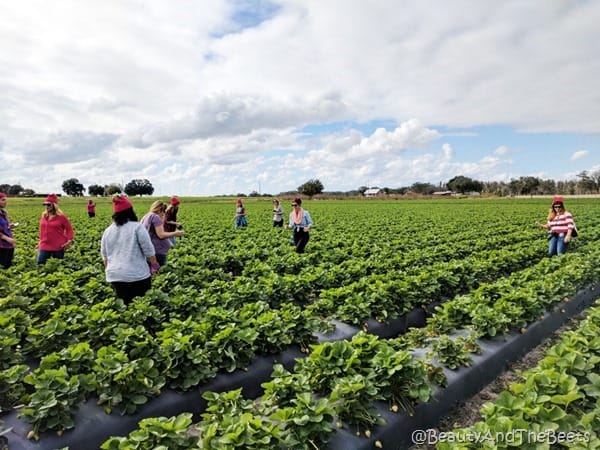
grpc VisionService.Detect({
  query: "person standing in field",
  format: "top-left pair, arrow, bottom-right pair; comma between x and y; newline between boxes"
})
163,196 -> 182,246
101,195 -> 159,303
286,197 -> 313,253
0,192 -> 17,269
233,198 -> 248,228
87,199 -> 96,218
36,194 -> 74,264
538,196 -> 576,256
272,198 -> 284,227
141,200 -> 184,267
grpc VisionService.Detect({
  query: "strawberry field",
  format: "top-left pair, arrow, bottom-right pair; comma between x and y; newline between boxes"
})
1,196 -> 599,449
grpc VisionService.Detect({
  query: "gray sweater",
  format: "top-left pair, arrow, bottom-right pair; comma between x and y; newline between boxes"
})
101,221 -> 155,283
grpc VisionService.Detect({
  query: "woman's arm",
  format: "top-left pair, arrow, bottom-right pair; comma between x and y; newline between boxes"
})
154,223 -> 184,240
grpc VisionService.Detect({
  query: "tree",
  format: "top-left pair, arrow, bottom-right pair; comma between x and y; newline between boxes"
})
88,184 -> 105,196
297,179 -> 324,198
576,170 -> 600,193
447,175 -> 483,193
105,184 -> 122,196
410,182 -> 436,195
62,178 -> 85,196
124,179 -> 154,196
7,184 -> 24,196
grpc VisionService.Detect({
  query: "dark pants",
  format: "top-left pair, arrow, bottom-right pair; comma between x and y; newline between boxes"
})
37,250 -> 64,264
88,212 -> 95,218
111,277 -> 152,303
0,248 -> 14,269
155,254 -> 167,266
273,219 -> 284,227
293,228 -> 310,253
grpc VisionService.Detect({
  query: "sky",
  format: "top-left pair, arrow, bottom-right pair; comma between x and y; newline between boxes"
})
1,0 -> 599,197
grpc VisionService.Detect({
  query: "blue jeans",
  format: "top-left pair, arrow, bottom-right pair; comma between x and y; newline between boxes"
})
548,233 -> 569,256
37,250 -> 65,264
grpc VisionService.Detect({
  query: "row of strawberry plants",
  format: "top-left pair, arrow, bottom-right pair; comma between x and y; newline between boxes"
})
99,224 -> 600,449
1,298 -> 322,439
102,331 -> 439,450
437,299 -> 600,449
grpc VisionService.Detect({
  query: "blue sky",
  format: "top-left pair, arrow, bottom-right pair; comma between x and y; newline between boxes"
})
1,0 -> 599,196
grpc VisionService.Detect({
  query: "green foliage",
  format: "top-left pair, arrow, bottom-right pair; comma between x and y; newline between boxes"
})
2,197 -> 600,444
101,413 -> 197,450
123,179 -> 154,196
297,179 -> 324,197
62,178 -> 85,196
19,366 -> 85,438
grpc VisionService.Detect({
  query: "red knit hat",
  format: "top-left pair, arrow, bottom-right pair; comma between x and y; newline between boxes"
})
552,196 -> 564,205
112,195 -> 133,213
170,196 -> 180,205
44,194 -> 59,204
236,198 -> 242,204
0,192 -> 6,199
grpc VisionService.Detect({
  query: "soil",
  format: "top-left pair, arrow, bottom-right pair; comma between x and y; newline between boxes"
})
408,311 -> 588,449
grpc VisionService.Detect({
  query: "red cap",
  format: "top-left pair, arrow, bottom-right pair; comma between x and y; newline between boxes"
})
170,196 -> 180,205
0,192 -> 6,199
112,195 -> 133,213
44,194 -> 59,204
552,196 -> 564,205
236,198 -> 242,204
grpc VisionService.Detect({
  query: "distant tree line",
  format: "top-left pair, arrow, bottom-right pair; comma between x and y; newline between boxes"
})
351,170 -> 600,197
2,169 -> 600,198
59,178 -> 155,197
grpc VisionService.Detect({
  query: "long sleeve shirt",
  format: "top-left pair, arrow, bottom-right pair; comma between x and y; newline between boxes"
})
38,214 -> 74,251
101,221 -> 155,283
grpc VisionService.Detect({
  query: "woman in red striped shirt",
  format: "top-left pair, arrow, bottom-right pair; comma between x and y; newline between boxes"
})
539,196 -> 576,256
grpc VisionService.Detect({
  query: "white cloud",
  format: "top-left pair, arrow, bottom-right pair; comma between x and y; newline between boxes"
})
571,150 -> 589,160
494,146 -> 510,156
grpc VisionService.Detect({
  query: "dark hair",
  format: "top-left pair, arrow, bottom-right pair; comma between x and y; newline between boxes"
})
112,208 -> 138,226
294,197 -> 302,206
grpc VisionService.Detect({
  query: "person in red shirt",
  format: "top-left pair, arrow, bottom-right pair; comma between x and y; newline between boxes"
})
87,199 -> 96,218
36,194 -> 74,264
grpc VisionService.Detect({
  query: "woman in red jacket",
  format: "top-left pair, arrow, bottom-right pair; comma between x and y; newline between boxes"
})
36,194 -> 74,264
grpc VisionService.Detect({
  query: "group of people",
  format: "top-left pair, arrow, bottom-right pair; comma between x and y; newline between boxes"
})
0,192 -> 577,303
234,197 -> 313,254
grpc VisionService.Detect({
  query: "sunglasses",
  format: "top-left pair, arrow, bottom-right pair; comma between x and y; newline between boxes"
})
43,203 -> 52,206
291,204 -> 298,207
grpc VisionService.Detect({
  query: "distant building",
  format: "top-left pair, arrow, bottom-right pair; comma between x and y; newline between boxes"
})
433,190 -> 453,196
364,188 -> 382,197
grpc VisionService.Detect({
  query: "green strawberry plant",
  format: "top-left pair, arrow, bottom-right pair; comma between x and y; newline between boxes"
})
101,413 -> 198,450
19,366 -> 85,440
93,346 -> 165,415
